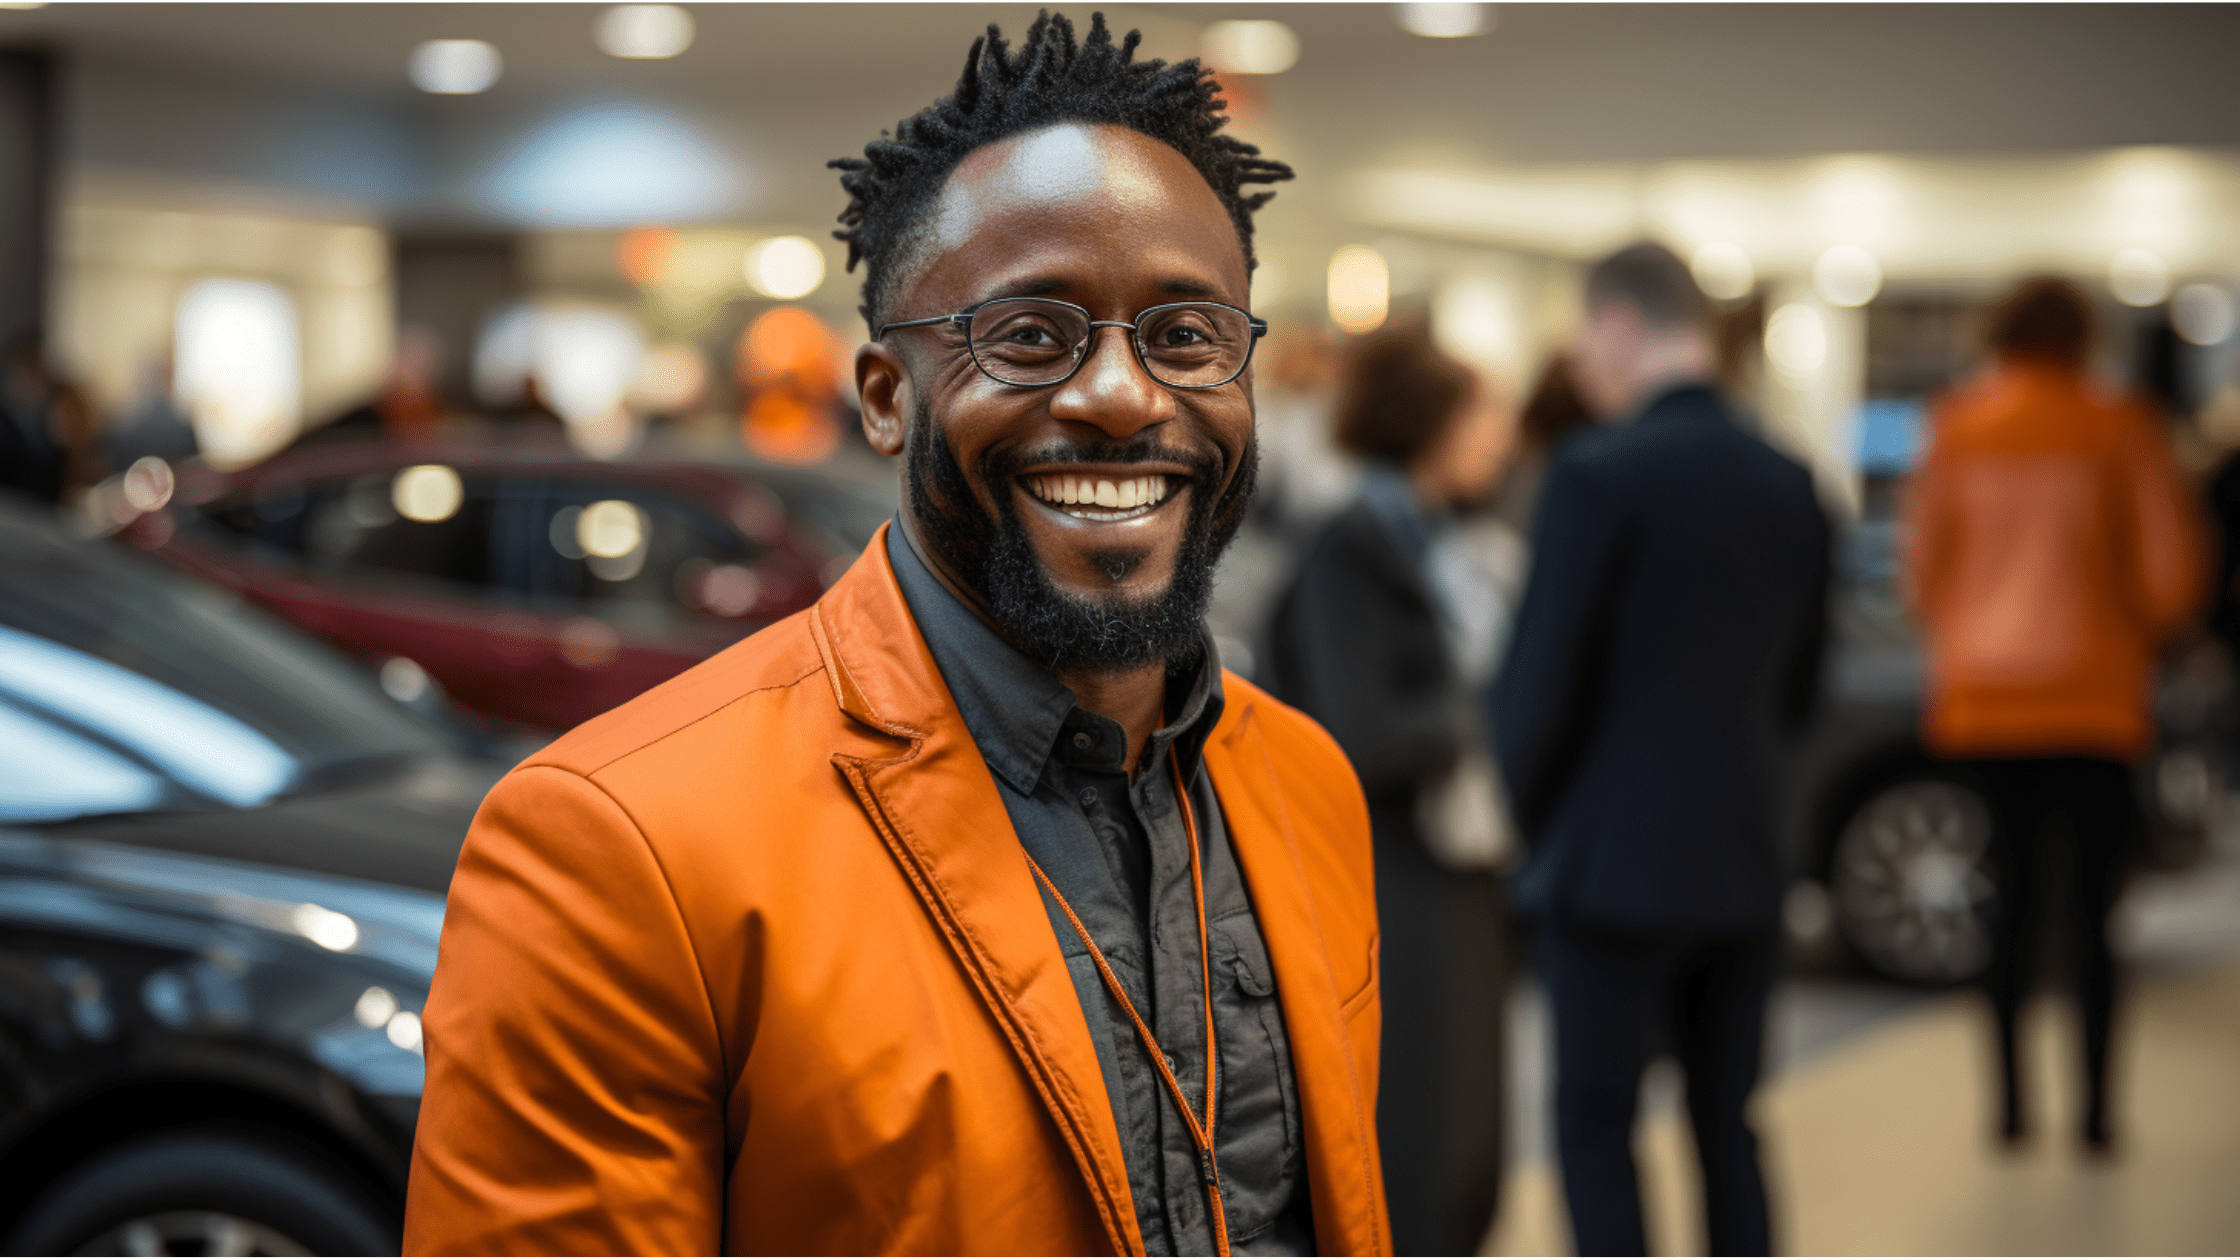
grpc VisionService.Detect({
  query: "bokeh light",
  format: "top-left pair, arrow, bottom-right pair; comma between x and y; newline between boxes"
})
596,4 -> 695,59
1202,20 -> 1300,75
1765,304 -> 1828,380
1395,3 -> 1488,38
2109,247 -> 2172,306
578,499 -> 645,560
616,226 -> 679,286
407,39 -> 502,94
1690,243 -> 1756,302
2172,283 -> 2236,346
1327,245 -> 1390,335
738,306 -> 839,394
745,236 -> 827,300
1813,245 -> 1883,308
392,465 -> 464,523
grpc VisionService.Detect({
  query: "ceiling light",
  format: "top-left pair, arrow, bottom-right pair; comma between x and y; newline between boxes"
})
408,39 -> 503,95
1690,243 -> 1755,302
597,4 -> 695,59
1395,3 -> 1488,38
2109,248 -> 2171,307
2172,283 -> 2236,346
1202,20 -> 1300,76
1813,245 -> 1882,308
745,236 -> 826,300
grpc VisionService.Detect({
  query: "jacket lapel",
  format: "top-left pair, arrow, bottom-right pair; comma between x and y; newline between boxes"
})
1206,693 -> 1387,1256
808,526 -> 1141,1255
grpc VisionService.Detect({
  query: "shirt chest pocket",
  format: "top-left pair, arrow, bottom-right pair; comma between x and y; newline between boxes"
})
1209,917 -> 1304,1244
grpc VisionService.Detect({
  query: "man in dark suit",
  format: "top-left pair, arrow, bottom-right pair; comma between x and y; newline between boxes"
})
1491,243 -> 1830,1256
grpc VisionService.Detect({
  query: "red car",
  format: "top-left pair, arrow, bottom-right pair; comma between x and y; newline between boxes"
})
135,436 -> 897,734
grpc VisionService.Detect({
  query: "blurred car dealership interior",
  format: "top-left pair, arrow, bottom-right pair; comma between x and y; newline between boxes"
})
1,3 -> 2239,1255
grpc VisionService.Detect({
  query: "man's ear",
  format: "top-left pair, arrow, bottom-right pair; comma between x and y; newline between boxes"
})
857,342 -> 910,458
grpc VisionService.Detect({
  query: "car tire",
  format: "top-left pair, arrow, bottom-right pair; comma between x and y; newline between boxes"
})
5,1130 -> 398,1257
1829,775 -> 1999,985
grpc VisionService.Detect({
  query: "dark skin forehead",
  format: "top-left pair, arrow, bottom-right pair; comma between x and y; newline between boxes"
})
892,122 -> 1250,324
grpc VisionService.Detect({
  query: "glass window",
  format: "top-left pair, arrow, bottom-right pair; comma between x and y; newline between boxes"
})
300,471 -> 502,598
0,517 -> 448,822
536,480 -> 762,634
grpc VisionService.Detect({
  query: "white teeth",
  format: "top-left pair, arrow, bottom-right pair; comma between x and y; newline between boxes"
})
1028,472 -> 1178,513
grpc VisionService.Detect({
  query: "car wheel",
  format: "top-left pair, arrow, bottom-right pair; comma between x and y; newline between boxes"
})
1830,776 -> 1998,985
5,1131 -> 397,1257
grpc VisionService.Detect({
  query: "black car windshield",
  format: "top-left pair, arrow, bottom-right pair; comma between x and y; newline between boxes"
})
0,507 -> 449,823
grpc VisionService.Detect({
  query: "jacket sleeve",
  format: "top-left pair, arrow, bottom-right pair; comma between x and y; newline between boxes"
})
1273,522 -> 1467,799
1491,451 -> 1628,837
2118,406 -> 2209,640
405,765 -> 727,1256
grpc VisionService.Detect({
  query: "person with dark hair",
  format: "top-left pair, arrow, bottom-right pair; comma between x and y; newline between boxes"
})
407,13 -> 1391,1256
1907,273 -> 2204,1154
1267,325 -> 1515,1254
1491,353 -> 1597,533
1492,241 -> 1830,1255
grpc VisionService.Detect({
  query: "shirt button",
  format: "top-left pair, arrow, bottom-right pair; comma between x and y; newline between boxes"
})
1079,787 -> 1098,808
1164,1054 -> 1178,1076
1072,731 -> 1093,751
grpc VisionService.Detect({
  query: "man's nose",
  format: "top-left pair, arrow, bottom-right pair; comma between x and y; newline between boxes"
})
1047,325 -> 1175,440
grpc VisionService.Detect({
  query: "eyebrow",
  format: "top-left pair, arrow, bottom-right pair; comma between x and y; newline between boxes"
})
977,275 -> 1231,303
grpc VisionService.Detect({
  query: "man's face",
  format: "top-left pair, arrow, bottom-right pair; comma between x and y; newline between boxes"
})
1572,300 -> 1643,421
859,123 -> 1258,672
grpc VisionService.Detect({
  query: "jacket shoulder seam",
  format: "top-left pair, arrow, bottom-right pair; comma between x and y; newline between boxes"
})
533,659 -> 828,778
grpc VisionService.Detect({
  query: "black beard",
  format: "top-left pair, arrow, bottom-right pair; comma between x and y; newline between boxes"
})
905,400 -> 1256,675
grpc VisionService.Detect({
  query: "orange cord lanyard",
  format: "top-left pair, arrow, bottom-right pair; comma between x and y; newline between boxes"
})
1023,745 -> 1231,1257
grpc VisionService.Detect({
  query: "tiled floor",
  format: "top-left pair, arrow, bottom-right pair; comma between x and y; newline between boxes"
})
1484,822 -> 2240,1256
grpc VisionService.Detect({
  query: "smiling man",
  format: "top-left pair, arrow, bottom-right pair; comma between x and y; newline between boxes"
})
404,14 -> 1388,1257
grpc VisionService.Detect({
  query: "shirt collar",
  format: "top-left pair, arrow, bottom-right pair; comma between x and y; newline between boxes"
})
885,520 -> 1225,793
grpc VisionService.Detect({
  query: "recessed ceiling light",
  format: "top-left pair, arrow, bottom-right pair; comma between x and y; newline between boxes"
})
597,4 -> 696,60
1396,3 -> 1489,38
1201,20 -> 1300,76
408,40 -> 502,95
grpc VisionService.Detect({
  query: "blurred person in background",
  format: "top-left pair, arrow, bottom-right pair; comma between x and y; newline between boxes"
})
405,13 -> 1391,1255
104,352 -> 199,471
1267,324 -> 1519,1255
1,334 -> 100,506
1489,353 -> 1596,535
1905,275 -> 2206,1152
1492,243 -> 1830,1256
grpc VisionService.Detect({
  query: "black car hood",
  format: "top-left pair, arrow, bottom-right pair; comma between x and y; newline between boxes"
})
29,757 -> 499,894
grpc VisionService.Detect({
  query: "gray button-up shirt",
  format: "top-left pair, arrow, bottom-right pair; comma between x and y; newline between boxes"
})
888,525 -> 1314,1256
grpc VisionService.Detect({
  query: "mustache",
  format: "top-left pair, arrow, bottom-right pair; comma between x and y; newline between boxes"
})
985,435 -> 1223,482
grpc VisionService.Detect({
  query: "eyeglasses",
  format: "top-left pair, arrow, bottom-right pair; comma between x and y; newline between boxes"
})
877,297 -> 1268,390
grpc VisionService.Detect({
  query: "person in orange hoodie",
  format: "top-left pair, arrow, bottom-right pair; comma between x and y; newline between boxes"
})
1906,275 -> 2206,1152
403,13 -> 1389,1256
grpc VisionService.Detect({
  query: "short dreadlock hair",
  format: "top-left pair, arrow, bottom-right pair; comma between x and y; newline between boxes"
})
830,10 -> 1293,332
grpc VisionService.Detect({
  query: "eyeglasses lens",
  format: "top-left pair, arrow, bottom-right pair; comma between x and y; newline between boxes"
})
967,299 -> 1251,387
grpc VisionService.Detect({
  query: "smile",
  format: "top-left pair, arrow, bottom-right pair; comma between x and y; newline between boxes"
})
1023,473 -> 1177,522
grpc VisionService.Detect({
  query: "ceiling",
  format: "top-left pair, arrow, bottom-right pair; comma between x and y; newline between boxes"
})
10,3 -> 2240,287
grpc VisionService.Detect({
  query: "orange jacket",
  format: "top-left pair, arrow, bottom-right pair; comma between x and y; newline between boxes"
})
1906,362 -> 2206,759
404,525 -> 1390,1256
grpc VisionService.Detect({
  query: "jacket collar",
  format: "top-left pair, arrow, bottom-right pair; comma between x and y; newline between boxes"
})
809,524 -> 1383,1256
809,523 -> 1143,1254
